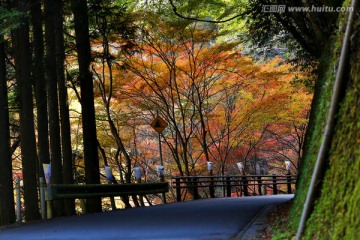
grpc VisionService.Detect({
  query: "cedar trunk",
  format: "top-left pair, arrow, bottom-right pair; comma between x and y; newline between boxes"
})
14,0 -> 41,221
55,0 -> 75,216
71,0 -> 101,213
30,0 -> 50,171
0,35 -> 16,225
44,0 -> 64,216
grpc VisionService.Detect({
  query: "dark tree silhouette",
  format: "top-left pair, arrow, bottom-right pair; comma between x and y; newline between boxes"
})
71,0 -> 101,213
13,0 -> 41,221
0,33 -> 16,226
55,0 -> 76,216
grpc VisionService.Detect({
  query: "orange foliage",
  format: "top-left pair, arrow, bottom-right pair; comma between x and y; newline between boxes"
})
91,17 -> 312,178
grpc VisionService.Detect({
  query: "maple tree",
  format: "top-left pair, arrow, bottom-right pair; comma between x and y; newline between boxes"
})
106,13 -> 312,183
122,18 -> 227,176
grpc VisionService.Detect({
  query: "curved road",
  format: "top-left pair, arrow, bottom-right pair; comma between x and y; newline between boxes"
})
0,195 -> 293,240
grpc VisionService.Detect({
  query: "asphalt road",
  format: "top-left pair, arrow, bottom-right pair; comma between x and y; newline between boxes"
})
0,195 -> 293,240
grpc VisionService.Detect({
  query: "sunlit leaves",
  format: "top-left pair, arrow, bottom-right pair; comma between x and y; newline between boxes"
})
88,5 -> 311,177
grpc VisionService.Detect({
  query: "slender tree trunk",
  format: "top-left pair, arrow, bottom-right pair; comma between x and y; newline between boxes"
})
54,0 -> 75,216
13,0 -> 41,221
192,84 -> 211,164
30,0 -> 50,172
0,34 -> 16,226
71,0 -> 101,213
94,24 -> 133,206
44,0 -> 63,217
198,108 -> 210,163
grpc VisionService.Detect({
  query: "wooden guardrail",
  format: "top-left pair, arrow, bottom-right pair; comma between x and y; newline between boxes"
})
41,182 -> 168,219
171,175 -> 296,202
45,182 -> 169,201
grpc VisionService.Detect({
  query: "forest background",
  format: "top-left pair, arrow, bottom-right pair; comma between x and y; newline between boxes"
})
0,0 -> 314,223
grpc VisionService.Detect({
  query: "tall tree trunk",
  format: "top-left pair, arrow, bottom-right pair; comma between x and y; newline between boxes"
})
71,0 -> 101,213
30,0 -> 50,172
44,0 -> 63,217
13,0 -> 41,221
0,34 -> 16,226
54,0 -> 75,216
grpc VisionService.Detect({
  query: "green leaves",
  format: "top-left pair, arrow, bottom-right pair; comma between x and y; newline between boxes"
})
0,6 -> 22,36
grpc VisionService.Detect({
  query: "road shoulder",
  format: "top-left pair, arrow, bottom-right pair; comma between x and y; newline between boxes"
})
233,203 -> 278,240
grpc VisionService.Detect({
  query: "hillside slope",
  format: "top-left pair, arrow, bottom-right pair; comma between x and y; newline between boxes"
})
283,1 -> 359,239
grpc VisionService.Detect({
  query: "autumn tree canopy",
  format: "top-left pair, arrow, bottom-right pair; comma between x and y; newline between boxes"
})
0,0 -> 313,222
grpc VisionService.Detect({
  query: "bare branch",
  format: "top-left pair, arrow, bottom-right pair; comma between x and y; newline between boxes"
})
169,0 -> 249,23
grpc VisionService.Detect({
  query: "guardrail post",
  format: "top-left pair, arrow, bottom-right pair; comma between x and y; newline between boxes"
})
39,177 -> 46,219
15,178 -> 21,223
226,177 -> 231,197
176,178 -> 181,202
46,186 -> 54,219
272,175 -> 278,195
193,177 -> 199,200
287,174 -> 292,194
242,176 -> 249,196
208,164 -> 215,198
257,176 -> 262,195
158,169 -> 167,204
209,176 -> 215,198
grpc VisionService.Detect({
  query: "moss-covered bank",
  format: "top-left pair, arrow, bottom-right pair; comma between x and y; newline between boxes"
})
275,1 -> 359,239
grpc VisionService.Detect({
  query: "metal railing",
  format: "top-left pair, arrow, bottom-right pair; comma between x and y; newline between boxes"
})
171,175 -> 297,202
